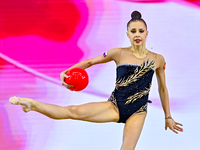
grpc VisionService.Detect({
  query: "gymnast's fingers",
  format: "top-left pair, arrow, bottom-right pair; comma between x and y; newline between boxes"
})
174,125 -> 183,132
62,82 -> 68,87
171,127 -> 178,134
176,122 -> 183,126
62,82 -> 74,91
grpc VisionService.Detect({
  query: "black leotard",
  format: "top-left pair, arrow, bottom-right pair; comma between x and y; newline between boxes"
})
108,59 -> 155,123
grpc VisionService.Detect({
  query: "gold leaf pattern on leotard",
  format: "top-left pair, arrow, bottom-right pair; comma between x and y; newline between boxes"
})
116,59 -> 155,89
108,92 -> 117,107
125,87 -> 150,105
135,103 -> 147,114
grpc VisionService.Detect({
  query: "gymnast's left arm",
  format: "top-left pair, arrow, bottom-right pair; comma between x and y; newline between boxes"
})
155,54 -> 183,134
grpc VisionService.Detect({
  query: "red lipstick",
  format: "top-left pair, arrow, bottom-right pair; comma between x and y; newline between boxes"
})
135,39 -> 141,43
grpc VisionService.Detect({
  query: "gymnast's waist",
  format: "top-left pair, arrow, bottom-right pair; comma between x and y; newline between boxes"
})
113,90 -> 149,100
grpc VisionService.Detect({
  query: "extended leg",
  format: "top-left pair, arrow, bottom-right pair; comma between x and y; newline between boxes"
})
120,113 -> 146,150
9,97 -> 119,123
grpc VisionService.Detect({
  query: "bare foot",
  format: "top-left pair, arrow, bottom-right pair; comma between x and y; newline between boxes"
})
9,96 -> 34,113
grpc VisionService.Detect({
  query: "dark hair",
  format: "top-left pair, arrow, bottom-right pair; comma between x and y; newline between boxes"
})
127,11 -> 147,30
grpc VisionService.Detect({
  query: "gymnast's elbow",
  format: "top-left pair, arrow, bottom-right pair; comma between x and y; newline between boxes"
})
158,86 -> 168,94
85,59 -> 94,68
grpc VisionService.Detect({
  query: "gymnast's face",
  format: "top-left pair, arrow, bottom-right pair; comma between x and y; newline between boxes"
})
127,21 -> 148,46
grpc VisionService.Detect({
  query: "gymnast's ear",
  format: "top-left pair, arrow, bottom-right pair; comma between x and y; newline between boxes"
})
126,31 -> 130,38
145,31 -> 149,38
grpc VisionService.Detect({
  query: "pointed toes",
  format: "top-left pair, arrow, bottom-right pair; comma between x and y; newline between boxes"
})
9,96 -> 20,105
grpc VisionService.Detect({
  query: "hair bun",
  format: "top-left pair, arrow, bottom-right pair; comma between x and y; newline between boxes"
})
131,11 -> 142,20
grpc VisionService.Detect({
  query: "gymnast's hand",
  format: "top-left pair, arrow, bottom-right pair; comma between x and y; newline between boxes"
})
165,118 -> 183,134
60,71 -> 74,91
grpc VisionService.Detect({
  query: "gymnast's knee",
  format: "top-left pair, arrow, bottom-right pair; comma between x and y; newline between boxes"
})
67,105 -> 85,120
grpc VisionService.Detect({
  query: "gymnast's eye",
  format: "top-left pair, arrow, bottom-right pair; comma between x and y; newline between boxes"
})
140,30 -> 144,33
131,30 -> 136,33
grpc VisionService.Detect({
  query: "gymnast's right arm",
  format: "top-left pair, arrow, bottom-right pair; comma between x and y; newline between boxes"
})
60,48 -> 121,89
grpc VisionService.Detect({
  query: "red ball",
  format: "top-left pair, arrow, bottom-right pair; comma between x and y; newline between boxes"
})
64,68 -> 89,91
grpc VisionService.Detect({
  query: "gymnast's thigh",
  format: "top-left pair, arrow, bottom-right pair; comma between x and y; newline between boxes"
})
68,101 -> 119,123
121,113 -> 146,150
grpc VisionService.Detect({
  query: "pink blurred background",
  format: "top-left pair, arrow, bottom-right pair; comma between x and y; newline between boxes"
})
0,0 -> 200,149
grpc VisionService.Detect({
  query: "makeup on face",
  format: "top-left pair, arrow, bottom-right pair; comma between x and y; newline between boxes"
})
127,21 -> 147,46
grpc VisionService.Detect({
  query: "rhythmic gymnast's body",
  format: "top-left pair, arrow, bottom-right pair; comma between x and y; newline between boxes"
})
9,10 -> 183,150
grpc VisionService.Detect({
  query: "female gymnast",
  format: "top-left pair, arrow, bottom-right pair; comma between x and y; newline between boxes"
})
9,10 -> 183,150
